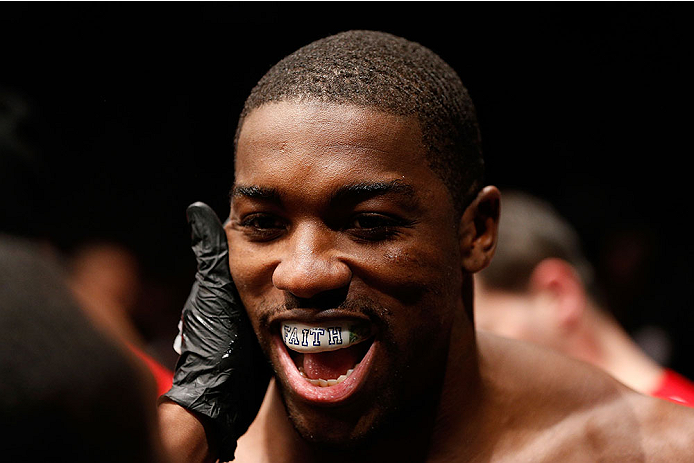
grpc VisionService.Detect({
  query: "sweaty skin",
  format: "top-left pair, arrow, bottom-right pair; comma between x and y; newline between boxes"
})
219,101 -> 694,463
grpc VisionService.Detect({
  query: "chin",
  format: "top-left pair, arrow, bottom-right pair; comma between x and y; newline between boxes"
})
281,395 -> 393,451
277,363 -> 442,453
253,294 -> 455,449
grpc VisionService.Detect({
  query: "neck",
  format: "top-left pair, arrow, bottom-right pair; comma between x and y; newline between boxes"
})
425,275 -> 486,462
249,378 -> 449,463
427,327 -> 485,462
573,304 -> 664,394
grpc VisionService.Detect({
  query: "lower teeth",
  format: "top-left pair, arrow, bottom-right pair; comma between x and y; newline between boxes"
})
299,364 -> 359,387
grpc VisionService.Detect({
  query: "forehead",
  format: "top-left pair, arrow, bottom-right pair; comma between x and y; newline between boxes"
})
234,101 -> 437,192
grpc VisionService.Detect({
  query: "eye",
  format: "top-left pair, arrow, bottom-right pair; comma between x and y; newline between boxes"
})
238,213 -> 286,241
346,213 -> 412,241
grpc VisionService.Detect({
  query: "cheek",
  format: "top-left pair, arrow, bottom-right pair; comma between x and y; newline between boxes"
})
367,242 -> 462,351
226,227 -> 461,333
226,235 -> 276,328
228,231 -> 270,287
358,239 -> 462,311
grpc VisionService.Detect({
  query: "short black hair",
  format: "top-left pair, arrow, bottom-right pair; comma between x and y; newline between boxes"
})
235,30 -> 483,215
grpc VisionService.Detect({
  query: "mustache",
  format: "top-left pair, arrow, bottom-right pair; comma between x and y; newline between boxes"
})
257,293 -> 393,326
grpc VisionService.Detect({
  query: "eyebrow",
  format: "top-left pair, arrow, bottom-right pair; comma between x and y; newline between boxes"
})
230,185 -> 281,202
231,180 -> 419,209
329,181 -> 417,207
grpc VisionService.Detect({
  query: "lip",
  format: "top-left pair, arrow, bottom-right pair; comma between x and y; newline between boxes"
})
273,329 -> 376,405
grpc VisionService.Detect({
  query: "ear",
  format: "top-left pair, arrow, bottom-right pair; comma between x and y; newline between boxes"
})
528,258 -> 586,330
459,186 -> 501,273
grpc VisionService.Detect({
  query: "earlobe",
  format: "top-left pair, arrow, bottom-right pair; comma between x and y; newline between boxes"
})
459,186 -> 501,273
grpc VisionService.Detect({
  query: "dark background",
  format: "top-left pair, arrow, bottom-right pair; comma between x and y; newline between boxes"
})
2,2 -> 693,375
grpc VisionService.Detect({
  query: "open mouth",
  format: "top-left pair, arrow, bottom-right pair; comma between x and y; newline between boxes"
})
281,320 -> 374,388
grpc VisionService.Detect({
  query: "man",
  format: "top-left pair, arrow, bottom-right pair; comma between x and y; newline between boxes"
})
159,31 -> 694,462
475,190 -> 694,406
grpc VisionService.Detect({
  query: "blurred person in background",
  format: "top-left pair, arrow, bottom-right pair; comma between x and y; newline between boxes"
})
475,190 -> 694,406
0,234 -> 166,462
1,85 -> 173,397
67,241 -> 174,396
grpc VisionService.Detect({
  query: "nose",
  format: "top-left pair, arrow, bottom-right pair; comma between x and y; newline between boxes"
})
272,222 -> 352,300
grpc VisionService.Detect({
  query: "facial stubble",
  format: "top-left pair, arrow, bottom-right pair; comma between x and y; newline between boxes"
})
253,295 -> 452,452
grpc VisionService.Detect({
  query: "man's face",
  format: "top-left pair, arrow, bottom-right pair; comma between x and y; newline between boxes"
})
227,101 -> 468,445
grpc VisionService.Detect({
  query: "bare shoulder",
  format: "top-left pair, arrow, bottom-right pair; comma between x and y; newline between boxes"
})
624,390 -> 694,461
476,332 -> 694,462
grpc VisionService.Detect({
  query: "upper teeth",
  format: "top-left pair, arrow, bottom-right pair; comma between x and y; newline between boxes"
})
281,320 -> 370,353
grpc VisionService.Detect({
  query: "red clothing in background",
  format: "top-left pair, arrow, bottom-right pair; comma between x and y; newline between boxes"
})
129,344 -> 174,397
651,369 -> 694,407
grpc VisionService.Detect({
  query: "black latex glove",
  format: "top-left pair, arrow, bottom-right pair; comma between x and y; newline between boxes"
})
162,202 -> 271,461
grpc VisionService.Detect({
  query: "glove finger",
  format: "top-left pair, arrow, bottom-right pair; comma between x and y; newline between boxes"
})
186,202 -> 231,285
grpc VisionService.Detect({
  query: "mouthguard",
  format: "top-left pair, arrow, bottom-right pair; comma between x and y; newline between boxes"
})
281,320 -> 371,353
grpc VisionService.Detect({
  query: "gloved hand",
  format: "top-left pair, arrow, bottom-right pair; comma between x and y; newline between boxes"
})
162,202 -> 271,461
